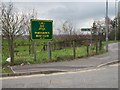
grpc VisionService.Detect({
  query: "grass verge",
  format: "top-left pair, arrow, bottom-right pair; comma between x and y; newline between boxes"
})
3,40 -> 119,74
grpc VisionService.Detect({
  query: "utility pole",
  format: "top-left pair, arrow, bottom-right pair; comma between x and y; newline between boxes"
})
105,0 -> 109,52
115,0 -> 117,41
90,28 -> 93,46
118,1 -> 120,41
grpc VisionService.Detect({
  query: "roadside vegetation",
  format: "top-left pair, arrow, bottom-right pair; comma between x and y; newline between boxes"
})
1,2 -> 120,74
2,39 -> 99,65
2,39 -> 119,74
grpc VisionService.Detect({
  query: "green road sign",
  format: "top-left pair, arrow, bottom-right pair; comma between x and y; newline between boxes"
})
31,19 -> 53,39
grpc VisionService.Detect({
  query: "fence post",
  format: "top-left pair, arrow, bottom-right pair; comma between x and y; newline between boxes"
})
99,37 -> 102,52
48,42 -> 52,60
33,41 -> 36,63
73,41 -> 76,59
96,42 -> 98,54
87,45 -> 89,57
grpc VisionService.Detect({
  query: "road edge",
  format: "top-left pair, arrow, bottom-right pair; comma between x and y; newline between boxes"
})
97,60 -> 120,68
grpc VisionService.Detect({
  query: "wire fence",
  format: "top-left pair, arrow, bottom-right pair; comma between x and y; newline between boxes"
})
2,37 -> 105,66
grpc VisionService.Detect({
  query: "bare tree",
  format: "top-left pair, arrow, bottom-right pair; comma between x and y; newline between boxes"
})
57,21 -> 76,41
94,20 -> 105,51
92,19 -> 113,51
24,9 -> 37,54
62,21 -> 75,35
57,21 -> 75,35
1,2 -> 26,65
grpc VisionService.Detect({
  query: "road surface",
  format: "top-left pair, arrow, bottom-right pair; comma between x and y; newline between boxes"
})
1,63 -> 119,88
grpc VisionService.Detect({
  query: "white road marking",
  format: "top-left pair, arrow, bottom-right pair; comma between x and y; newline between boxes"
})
1,60 -> 119,80
97,60 -> 118,68
109,63 -> 119,67
1,68 -> 106,80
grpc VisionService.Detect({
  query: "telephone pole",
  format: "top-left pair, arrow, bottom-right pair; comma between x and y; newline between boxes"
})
115,0 -> 117,41
105,0 -> 109,52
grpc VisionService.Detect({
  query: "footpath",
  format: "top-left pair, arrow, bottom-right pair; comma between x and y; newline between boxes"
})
2,43 -> 119,77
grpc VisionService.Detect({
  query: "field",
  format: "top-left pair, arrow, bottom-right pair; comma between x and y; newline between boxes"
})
2,39 -> 103,65
2,38 -> 107,73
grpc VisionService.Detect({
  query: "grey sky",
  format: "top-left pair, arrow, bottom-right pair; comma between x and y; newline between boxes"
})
1,0 -> 117,2
2,1 -> 119,34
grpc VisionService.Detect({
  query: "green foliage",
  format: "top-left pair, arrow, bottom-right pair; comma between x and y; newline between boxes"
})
2,38 -> 106,67
2,66 -> 13,74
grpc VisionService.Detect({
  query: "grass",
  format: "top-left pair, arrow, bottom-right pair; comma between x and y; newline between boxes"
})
2,66 -> 13,74
2,44 -> 90,74
2,44 -> 98,65
1,44 -> 104,74
4,39 -> 118,74
14,46 -> 89,64
108,40 -> 120,43
102,40 -> 120,45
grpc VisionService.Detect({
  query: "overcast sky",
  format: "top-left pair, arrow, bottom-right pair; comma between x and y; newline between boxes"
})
1,0 -> 119,34
1,0 -> 118,2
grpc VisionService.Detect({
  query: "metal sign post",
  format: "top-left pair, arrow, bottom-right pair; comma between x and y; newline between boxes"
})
31,19 -> 53,62
33,41 -> 36,63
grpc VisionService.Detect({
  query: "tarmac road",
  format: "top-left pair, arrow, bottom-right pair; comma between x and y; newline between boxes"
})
1,63 -> 119,88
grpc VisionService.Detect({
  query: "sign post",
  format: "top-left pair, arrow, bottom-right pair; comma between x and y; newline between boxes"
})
48,42 -> 52,60
31,19 -> 53,61
33,41 -> 36,62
